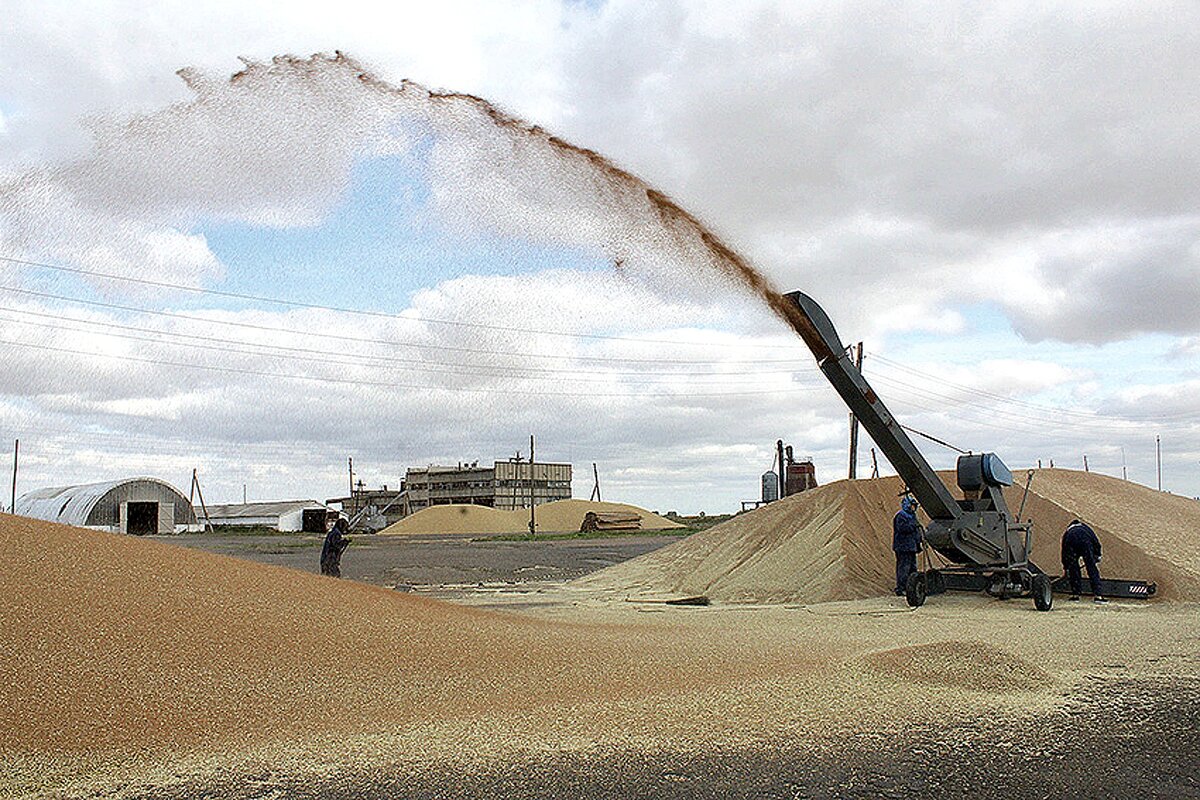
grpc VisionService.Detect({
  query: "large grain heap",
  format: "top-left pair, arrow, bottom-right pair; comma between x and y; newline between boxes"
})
576,469 -> 1200,604
378,499 -> 682,536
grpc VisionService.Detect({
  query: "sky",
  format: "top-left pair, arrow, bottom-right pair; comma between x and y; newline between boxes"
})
0,0 -> 1197,514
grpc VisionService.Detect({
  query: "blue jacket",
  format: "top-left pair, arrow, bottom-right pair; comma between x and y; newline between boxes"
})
1061,521 -> 1101,563
321,527 -> 350,567
892,509 -> 923,553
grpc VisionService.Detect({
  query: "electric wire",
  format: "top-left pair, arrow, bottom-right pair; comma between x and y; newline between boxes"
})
870,353 -> 1198,424
0,253 -> 815,352
0,303 -> 825,384
0,335 -> 823,399
0,283 -> 819,369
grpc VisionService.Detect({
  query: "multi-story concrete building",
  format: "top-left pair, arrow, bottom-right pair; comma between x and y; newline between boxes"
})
401,460 -> 572,516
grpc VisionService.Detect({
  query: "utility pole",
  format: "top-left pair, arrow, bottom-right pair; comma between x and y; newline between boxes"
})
191,469 -> 213,532
848,342 -> 863,479
776,440 -> 787,499
1156,435 -> 1162,491
1083,455 -> 1089,472
590,463 -> 601,502
870,448 -> 880,479
1121,447 -> 1127,481
528,435 -> 536,538
10,439 -> 18,514
243,484 -> 247,504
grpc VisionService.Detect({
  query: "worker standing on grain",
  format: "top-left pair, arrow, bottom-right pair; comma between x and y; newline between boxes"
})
892,496 -> 923,596
1062,518 -> 1106,603
321,517 -> 351,578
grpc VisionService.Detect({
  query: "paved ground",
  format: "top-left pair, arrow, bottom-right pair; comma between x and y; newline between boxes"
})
150,530 -> 683,599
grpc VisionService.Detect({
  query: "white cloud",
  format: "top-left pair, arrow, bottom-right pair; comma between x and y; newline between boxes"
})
1,2 -> 1198,506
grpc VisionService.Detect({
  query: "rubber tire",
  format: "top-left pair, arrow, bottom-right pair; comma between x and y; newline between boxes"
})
1033,573 -> 1054,612
905,571 -> 927,608
926,569 -> 946,595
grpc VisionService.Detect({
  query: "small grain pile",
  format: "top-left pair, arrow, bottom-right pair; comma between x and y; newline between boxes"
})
577,469 -> 1200,603
379,499 -> 682,536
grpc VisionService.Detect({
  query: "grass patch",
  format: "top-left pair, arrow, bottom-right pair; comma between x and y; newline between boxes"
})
190,525 -> 311,537
480,528 -> 694,543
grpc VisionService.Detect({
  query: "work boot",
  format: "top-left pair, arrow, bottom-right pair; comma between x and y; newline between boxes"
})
1094,596 -> 1108,604
1068,595 -> 1080,601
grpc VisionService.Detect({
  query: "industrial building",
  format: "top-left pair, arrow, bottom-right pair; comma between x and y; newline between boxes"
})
204,500 -> 336,532
402,460 -> 572,515
330,460 -> 573,524
15,477 -> 198,535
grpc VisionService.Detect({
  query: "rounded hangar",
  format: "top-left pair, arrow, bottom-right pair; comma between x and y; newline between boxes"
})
16,477 -> 199,535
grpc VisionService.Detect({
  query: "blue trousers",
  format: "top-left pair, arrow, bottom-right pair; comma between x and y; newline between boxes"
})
1063,552 -> 1101,596
895,551 -> 918,594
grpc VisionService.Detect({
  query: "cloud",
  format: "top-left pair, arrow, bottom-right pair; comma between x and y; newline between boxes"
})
0,3 -> 1198,506
548,0 -> 1200,342
0,54 -> 415,288
997,219 -> 1200,342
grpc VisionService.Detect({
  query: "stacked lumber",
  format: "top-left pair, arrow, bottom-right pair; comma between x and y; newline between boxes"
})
580,510 -> 643,532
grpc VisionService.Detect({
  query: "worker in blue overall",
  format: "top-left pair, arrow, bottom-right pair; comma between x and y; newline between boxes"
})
320,517 -> 351,578
893,496 -> 923,595
1061,518 -> 1106,603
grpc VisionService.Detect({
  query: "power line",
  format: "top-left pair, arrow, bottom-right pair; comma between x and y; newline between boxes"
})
870,353 -> 1199,424
0,283 -> 819,369
0,335 -> 819,400
0,303 -> 825,384
1,253 -> 814,352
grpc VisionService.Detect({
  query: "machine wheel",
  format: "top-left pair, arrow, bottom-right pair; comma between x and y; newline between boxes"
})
1033,573 -> 1054,612
926,569 -> 946,595
905,572 -> 927,608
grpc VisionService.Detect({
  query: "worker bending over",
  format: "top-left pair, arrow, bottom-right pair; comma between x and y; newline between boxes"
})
1061,518 -> 1106,603
892,496 -> 923,596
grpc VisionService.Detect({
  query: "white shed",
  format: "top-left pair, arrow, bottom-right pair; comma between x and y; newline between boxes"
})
204,500 -> 334,532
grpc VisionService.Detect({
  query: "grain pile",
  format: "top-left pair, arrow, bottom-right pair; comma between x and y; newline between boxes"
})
0,511 -> 737,762
576,469 -> 1200,603
378,499 -> 682,536
2,508 -> 1198,796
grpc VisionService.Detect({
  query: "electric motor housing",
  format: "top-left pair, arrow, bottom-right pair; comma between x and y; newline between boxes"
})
957,453 -> 1013,491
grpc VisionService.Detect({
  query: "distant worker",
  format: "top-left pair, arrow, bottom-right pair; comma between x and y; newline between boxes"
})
1061,518 -> 1106,603
892,496 -> 923,596
321,517 -> 351,578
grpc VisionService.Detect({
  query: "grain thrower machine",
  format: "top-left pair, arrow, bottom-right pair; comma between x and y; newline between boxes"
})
781,290 -> 1156,610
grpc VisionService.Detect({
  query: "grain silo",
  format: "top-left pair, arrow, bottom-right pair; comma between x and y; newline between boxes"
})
15,477 -> 198,535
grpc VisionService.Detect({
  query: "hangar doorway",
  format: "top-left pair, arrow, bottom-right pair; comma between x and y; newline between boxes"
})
302,508 -> 329,533
126,502 -> 158,536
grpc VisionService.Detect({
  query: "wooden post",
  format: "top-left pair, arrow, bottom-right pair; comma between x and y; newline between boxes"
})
528,435 -> 536,537
848,342 -> 863,479
191,469 -> 213,532
10,439 -> 18,513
